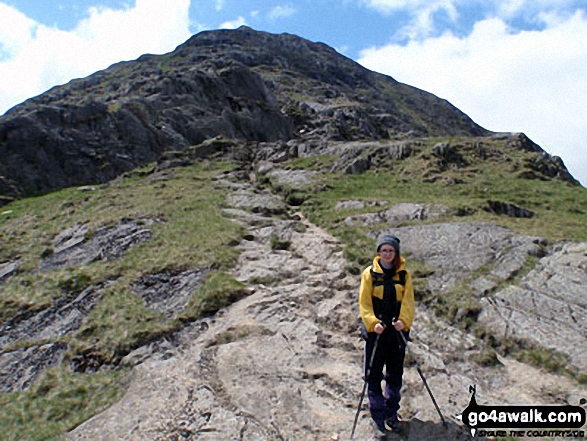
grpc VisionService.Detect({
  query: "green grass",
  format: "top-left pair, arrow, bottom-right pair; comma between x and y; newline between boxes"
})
0,366 -> 128,441
283,154 -> 338,171
296,140 -> 587,243
0,160 -> 249,439
184,270 -> 248,319
1,135 -> 586,438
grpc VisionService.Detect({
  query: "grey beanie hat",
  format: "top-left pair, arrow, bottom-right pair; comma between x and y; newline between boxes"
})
376,235 -> 400,254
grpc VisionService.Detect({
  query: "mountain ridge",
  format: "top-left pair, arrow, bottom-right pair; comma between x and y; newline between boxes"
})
2,25 -> 577,204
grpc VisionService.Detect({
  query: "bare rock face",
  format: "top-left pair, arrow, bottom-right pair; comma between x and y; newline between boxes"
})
0,284 -> 104,391
0,26 -> 495,200
0,343 -> 68,392
38,220 -> 153,271
133,269 -> 209,320
0,259 -> 19,283
479,242 -> 587,373
344,202 -> 450,227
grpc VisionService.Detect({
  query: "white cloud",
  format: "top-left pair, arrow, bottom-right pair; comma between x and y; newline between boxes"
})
0,3 -> 37,57
362,0 -> 458,15
0,0 -> 191,114
494,0 -> 579,19
362,0 -> 578,16
269,4 -> 296,21
406,1 -> 459,39
219,16 -> 247,29
362,0 -> 461,40
359,10 -> 587,185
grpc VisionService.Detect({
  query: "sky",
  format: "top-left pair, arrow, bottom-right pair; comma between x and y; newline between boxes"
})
1,1 -> 586,186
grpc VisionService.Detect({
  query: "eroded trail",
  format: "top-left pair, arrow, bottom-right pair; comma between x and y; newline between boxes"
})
67,171 -> 585,441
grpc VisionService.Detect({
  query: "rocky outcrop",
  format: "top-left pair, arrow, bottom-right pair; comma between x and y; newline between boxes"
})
0,283 -> 106,391
0,26 -> 495,200
0,259 -> 19,283
484,200 -> 534,218
133,269 -> 210,320
0,218 -> 161,392
38,220 -> 153,271
0,64 -> 292,198
344,202 -> 450,226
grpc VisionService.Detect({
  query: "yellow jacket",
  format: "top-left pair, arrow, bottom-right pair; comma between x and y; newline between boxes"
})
359,256 -> 415,332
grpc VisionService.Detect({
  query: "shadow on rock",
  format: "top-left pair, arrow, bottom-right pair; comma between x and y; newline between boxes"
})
383,418 -> 469,441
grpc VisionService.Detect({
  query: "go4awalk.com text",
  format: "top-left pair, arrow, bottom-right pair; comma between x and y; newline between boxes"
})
476,429 -> 585,438
460,386 -> 586,438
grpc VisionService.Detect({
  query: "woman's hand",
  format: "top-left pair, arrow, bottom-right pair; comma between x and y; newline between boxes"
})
392,320 -> 405,331
374,322 -> 386,334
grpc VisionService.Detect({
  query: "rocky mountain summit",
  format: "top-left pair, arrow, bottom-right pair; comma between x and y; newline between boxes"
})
0,26 -> 586,441
1,26 -> 578,203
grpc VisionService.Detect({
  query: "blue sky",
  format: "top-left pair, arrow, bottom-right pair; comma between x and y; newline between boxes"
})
1,0 -> 586,185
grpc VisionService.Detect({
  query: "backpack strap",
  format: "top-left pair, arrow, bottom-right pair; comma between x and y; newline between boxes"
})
397,270 -> 407,286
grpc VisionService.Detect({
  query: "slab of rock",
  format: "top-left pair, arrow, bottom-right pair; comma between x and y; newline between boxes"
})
0,259 -> 19,282
334,199 -> 388,211
133,269 -> 209,319
226,187 -> 288,216
479,242 -> 587,373
0,343 -> 67,392
265,168 -> 318,189
39,220 -> 152,271
345,202 -> 450,227
0,285 -> 104,349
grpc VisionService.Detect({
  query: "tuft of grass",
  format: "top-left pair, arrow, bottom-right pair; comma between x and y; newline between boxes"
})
514,346 -> 571,374
269,233 -> 292,251
469,347 -> 502,367
475,329 -> 584,382
0,366 -> 128,441
284,155 -> 338,171
69,285 -> 170,364
184,271 -> 248,318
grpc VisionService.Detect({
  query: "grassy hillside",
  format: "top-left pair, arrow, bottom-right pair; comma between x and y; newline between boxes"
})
278,136 -> 586,258
0,160 -> 247,440
0,136 -> 586,439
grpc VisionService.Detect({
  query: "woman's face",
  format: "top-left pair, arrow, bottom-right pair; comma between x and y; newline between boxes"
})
378,245 -> 396,266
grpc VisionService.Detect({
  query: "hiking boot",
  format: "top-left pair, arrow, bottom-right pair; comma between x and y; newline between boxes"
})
385,415 -> 402,433
373,420 -> 386,434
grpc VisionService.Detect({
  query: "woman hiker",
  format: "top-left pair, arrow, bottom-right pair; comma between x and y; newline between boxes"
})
358,234 -> 415,434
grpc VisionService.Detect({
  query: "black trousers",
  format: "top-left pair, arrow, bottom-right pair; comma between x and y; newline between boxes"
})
364,329 -> 407,424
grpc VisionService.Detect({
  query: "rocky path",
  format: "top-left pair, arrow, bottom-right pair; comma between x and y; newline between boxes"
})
67,172 -> 586,441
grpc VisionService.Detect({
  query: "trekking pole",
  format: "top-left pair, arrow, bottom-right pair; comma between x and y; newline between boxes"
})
350,332 -> 381,440
394,322 -> 448,428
